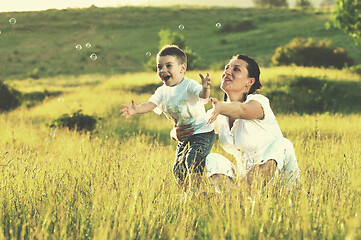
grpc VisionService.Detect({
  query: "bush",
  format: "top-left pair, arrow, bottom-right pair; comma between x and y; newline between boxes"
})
253,0 -> 288,7
210,60 -> 229,71
50,110 -> 97,132
0,81 -> 21,112
220,39 -> 228,45
216,20 -> 257,33
345,64 -> 361,75
28,68 -> 40,79
263,76 -> 361,114
21,90 -> 62,108
271,37 -> 354,69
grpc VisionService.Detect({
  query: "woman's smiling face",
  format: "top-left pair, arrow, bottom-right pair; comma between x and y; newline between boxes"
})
221,59 -> 252,98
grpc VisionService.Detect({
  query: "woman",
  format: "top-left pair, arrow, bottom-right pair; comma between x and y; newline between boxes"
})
174,54 -> 300,189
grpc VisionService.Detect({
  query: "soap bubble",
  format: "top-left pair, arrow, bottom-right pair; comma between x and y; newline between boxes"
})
51,127 -> 56,132
146,52 -> 151,57
58,97 -> 64,103
45,137 -> 52,143
90,53 -> 97,60
75,44 -> 82,50
85,43 -> 91,48
216,23 -> 222,28
9,18 -> 16,25
178,24 -> 184,30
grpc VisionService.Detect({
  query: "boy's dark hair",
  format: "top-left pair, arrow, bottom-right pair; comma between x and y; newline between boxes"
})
157,45 -> 187,64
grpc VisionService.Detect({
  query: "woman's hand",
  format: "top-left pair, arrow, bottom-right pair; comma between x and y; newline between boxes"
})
171,121 -> 194,142
207,97 -> 222,125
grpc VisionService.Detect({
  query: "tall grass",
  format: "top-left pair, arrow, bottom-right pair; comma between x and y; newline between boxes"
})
1,67 -> 361,239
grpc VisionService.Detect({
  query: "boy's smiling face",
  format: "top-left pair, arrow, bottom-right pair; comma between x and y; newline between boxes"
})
157,55 -> 186,87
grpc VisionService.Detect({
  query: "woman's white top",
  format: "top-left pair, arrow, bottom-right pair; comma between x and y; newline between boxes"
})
213,94 -> 283,176
149,77 -> 213,135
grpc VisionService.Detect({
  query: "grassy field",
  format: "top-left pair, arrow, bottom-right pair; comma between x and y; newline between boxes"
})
1,6 -> 360,80
1,66 -> 361,239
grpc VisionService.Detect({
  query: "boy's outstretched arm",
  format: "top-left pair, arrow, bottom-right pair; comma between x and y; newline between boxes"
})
199,73 -> 211,99
120,100 -> 156,119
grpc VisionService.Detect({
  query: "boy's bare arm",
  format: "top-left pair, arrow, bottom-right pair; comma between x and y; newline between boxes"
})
120,100 -> 157,119
199,73 -> 211,99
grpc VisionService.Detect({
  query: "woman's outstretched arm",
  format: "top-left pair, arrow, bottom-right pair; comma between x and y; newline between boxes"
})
207,97 -> 264,124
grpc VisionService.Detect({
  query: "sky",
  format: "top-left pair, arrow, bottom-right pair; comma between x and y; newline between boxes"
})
1,0 -> 330,12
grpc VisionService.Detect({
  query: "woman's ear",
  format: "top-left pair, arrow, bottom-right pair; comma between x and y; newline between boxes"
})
249,78 -> 255,86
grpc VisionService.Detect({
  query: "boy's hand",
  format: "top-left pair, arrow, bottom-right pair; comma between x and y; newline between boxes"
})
207,97 -> 222,125
199,73 -> 211,99
199,73 -> 211,90
120,99 -> 138,119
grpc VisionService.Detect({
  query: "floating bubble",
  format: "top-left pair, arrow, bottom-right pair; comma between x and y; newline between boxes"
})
51,127 -> 56,132
90,53 -> 97,60
146,52 -> 151,57
50,132 -> 57,138
9,18 -> 16,25
45,137 -> 52,143
178,24 -> 184,30
75,44 -> 82,50
216,22 -> 222,28
58,97 -> 64,102
85,43 -> 91,48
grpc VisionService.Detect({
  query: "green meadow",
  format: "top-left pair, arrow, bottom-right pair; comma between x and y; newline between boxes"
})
1,5 -> 361,240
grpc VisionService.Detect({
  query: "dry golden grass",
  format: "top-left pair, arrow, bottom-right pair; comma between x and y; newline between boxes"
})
1,67 -> 360,239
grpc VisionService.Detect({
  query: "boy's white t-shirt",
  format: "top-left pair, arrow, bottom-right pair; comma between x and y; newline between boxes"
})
149,77 -> 213,135
213,94 -> 283,176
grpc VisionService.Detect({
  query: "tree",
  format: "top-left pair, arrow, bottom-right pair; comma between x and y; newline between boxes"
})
144,29 -> 201,71
295,0 -> 312,8
253,0 -> 288,7
0,81 -> 21,112
333,0 -> 361,43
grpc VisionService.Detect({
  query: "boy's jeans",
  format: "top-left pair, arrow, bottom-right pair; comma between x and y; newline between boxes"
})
173,130 -> 215,186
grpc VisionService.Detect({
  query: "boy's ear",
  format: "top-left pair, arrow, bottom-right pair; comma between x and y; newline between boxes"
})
181,63 -> 187,73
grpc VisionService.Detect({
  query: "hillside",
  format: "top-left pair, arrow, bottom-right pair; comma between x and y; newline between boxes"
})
0,6 -> 359,80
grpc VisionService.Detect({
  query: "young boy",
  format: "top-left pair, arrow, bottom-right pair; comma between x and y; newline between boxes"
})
120,45 -> 215,190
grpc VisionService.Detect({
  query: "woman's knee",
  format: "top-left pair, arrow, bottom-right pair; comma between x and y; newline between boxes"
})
260,159 -> 277,176
209,174 -> 234,192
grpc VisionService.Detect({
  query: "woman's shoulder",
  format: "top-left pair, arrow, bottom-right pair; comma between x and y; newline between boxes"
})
246,94 -> 270,107
246,94 -> 275,121
247,94 -> 269,101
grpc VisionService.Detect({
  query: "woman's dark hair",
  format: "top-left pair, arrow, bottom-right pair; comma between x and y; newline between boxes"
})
224,54 -> 263,101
